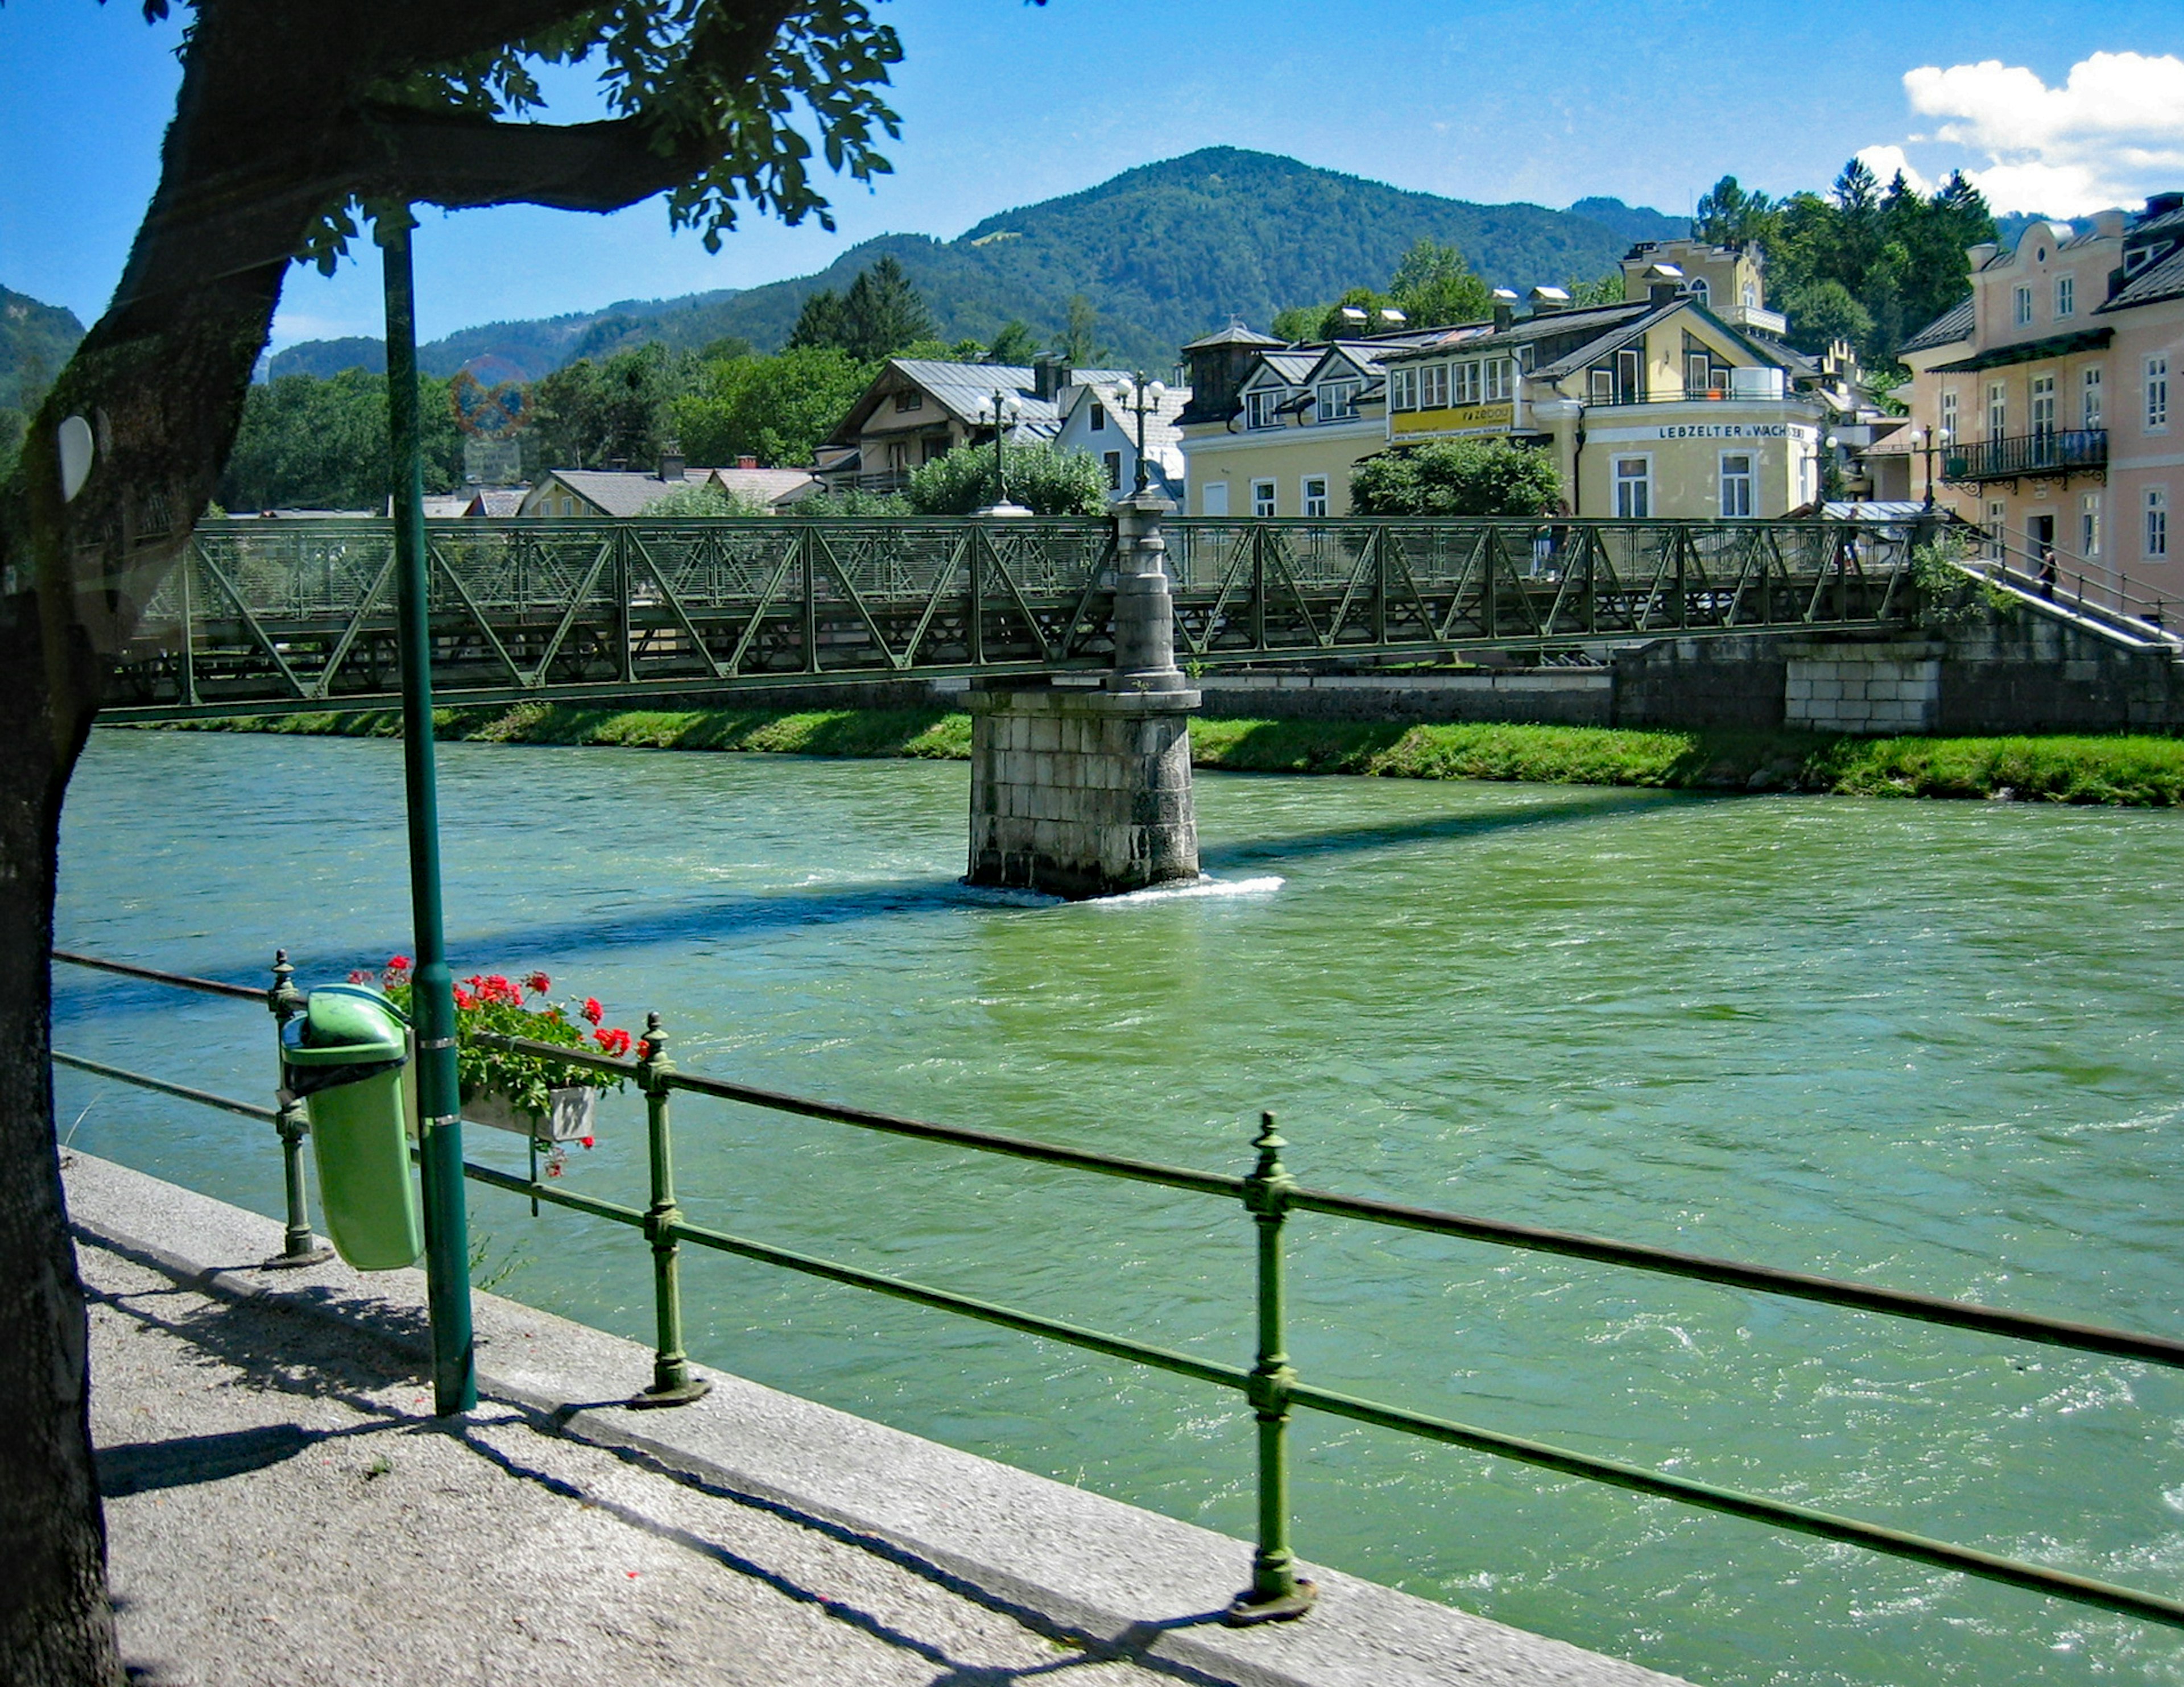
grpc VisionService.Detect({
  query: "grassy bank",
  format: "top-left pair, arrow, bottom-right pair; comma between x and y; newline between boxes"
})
158,704 -> 2184,806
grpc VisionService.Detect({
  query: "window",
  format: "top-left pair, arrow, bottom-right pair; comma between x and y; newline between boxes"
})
1719,453 -> 1754,519
2056,275 -> 2075,318
2013,285 -> 2034,326
1987,499 -> 2008,559
1102,450 -> 1122,491
1941,391 -> 1959,443
2082,492 -> 2102,558
1484,358 -> 1512,402
1687,353 -> 1711,395
1988,381 -> 2008,441
1389,368 -> 1420,411
893,389 -> 923,412
1690,277 -> 1710,306
1614,457 -> 1652,518
1201,481 -> 1229,516
2083,367 -> 2103,429
1302,475 -> 1329,518
1616,347 -> 1643,403
2031,374 -> 2056,437
1590,367 -> 1615,403
2150,488 -> 2171,560
1419,364 -> 1449,410
1251,479 -> 1277,518
1453,361 -> 1482,406
2150,355 -> 2171,432
1317,381 -> 1359,421
1089,403 -> 1107,432
1246,388 -> 1284,429
1740,279 -> 1758,308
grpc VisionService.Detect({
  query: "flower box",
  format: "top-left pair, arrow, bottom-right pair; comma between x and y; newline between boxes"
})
463,1084 -> 599,1144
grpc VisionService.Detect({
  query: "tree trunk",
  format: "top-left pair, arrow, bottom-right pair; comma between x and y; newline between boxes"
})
0,598 -> 115,1682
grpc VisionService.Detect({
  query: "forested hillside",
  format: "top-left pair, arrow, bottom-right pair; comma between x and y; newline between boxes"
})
271,148 -> 1681,379
0,286 -> 88,478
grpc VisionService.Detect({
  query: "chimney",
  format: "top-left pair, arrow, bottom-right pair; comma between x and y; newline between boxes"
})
1032,354 -> 1059,402
657,443 -> 686,481
1528,286 -> 1571,315
737,454 -> 758,471
1491,288 -> 1519,332
609,456 -> 630,473
1644,263 -> 1685,305
2144,192 -> 2184,221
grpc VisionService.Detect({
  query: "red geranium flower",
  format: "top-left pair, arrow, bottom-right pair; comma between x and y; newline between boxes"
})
594,1027 -> 633,1057
452,987 -> 475,1010
581,997 -> 603,1026
580,1136 -> 594,1149
524,971 -> 551,996
347,969 -> 370,983
386,956 -> 412,975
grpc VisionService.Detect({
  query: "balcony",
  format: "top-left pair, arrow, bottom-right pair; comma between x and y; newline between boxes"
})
1943,429 -> 2107,485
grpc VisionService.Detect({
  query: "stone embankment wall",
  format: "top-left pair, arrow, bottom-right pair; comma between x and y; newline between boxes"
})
1612,607 -> 2184,735
1193,669 -> 1612,726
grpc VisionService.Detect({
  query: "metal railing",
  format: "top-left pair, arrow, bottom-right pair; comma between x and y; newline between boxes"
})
100,515 -> 1923,720
1943,429 -> 2108,483
50,945 -> 2184,1632
1966,523 -> 2179,643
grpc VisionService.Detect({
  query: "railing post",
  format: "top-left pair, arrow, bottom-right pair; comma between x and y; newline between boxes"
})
263,949 -> 332,1268
632,1013 -> 709,1408
1225,1111 -> 1316,1626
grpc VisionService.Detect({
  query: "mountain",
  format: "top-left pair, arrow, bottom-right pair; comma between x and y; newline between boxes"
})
270,148 -> 1684,379
1,286 -> 86,410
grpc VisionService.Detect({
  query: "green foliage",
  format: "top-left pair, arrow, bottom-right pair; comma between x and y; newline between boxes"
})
1351,439 -> 1561,518
1389,238 -> 1496,328
376,962 -> 634,1121
788,486 -> 907,518
903,441 -> 1108,515
1911,527 -> 2014,627
786,255 -> 934,360
897,337 -> 988,363
1691,164 -> 1996,366
1052,295 -> 1104,363
0,285 -> 83,411
531,342 -> 691,470
669,344 -> 872,467
988,320 -> 1040,365
1562,271 -> 1623,307
643,480 -> 767,517
218,369 -> 464,510
0,408 -> 23,486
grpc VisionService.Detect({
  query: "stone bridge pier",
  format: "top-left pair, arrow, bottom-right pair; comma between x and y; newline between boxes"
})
966,493 -> 1201,899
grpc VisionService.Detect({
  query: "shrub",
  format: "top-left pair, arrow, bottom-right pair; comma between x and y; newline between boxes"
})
1351,438 -> 1561,518
904,441 -> 1108,516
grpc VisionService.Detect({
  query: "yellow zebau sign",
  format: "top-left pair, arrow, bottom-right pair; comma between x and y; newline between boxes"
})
1392,402 -> 1515,437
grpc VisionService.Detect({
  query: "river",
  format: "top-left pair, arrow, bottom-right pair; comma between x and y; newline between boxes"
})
53,727 -> 2184,1687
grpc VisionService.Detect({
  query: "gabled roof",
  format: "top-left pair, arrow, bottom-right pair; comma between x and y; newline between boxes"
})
2100,245 -> 2184,312
1242,351 -> 1321,388
715,466 -> 820,505
1058,377 -> 1190,458
546,469 -> 720,518
1900,298 -> 1975,355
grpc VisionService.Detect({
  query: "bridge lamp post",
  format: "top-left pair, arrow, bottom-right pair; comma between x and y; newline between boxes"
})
971,390 -> 1027,514
1919,425 -> 1952,511
1112,374 -> 1168,497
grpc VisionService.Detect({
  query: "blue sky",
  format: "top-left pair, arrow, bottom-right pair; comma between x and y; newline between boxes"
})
5,0 -> 2181,351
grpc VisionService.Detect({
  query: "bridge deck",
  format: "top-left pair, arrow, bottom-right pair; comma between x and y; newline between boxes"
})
105,516 -> 1917,720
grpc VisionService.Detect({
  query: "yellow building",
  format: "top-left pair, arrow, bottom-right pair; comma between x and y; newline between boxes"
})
1178,242 -> 1846,520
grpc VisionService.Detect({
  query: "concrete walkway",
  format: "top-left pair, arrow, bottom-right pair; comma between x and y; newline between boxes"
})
67,1152 -> 1691,1687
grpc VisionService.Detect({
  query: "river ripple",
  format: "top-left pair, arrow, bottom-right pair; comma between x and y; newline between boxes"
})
55,727 -> 2184,1687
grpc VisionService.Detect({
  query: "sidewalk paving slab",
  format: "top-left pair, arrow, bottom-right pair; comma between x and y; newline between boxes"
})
66,1150 -> 1693,1687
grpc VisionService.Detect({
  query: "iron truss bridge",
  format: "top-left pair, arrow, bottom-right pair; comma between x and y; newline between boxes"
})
102,515 -> 1919,720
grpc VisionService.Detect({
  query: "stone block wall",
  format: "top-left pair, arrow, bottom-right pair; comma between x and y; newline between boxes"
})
1782,641 -> 1942,734
1195,670 -> 1612,726
966,685 -> 1199,899
1611,636 -> 1790,730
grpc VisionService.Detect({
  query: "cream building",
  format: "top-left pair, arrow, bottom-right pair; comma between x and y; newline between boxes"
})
1897,194 -> 2184,606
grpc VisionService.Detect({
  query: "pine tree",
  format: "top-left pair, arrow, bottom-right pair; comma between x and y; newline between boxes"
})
839,257 -> 934,359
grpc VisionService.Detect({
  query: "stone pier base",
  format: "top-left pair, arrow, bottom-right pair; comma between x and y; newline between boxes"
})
967,684 -> 1201,899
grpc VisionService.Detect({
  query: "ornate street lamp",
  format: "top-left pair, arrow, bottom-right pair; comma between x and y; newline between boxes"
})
1112,372 -> 1169,496
1919,424 -> 1953,510
971,388 -> 1025,512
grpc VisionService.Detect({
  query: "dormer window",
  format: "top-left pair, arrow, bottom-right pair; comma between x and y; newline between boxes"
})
1690,277 -> 1711,306
1317,381 -> 1359,421
1246,388 -> 1285,429
2013,285 -> 2034,326
2056,275 -> 2075,318
894,389 -> 923,412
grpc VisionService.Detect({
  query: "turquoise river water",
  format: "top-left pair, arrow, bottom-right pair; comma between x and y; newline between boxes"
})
52,728 -> 2184,1687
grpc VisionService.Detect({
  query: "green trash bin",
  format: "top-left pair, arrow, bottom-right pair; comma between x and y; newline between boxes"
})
282,983 -> 424,1271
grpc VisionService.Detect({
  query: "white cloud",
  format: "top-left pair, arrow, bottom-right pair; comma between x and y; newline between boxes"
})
1881,52 -> 2184,215
1853,146 -> 1931,197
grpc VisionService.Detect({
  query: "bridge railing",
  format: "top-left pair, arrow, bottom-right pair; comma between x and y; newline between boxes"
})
52,944 -> 2184,1635
109,514 -> 1921,717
